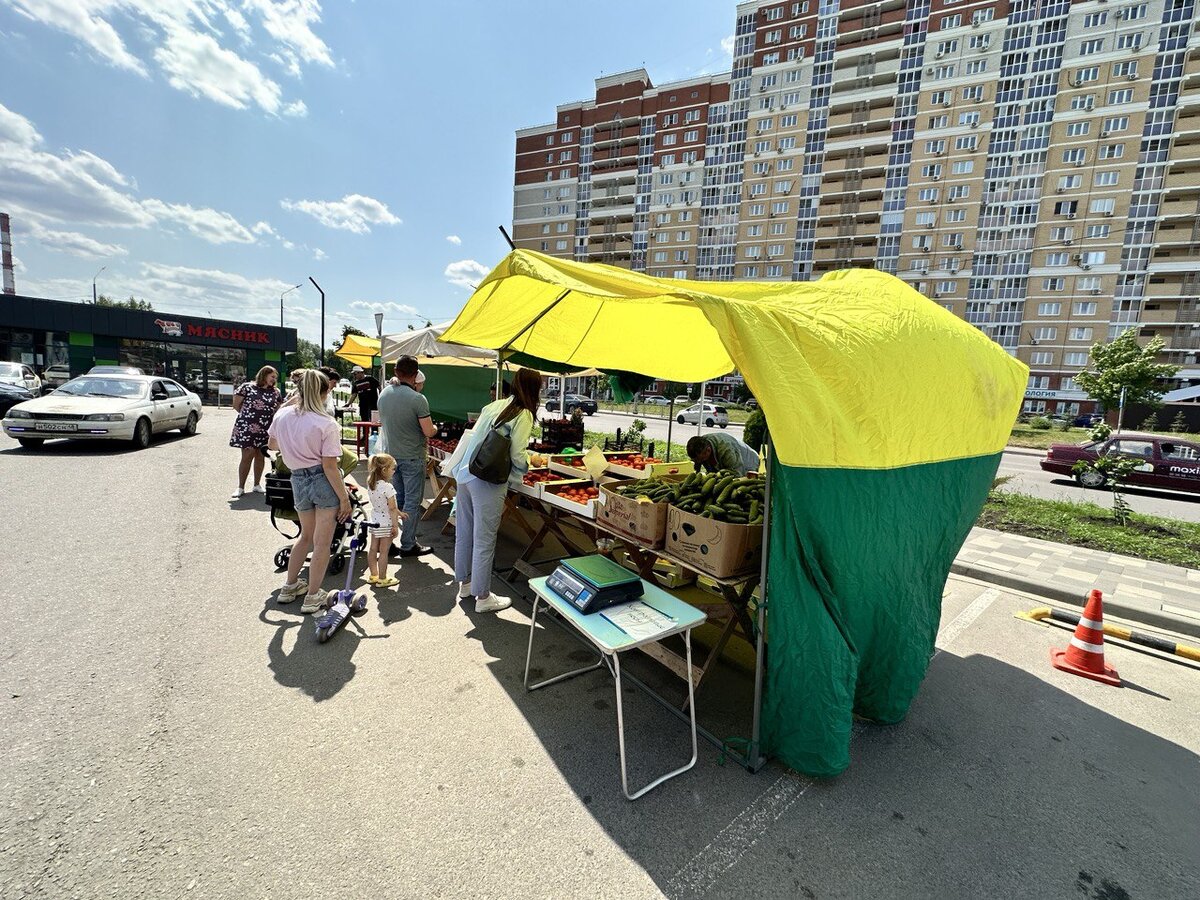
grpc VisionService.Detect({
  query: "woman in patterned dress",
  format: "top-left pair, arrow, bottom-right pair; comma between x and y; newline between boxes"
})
229,366 -> 282,500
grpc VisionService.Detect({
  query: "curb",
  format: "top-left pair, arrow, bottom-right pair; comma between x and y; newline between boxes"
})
596,408 -> 747,429
949,562 -> 1200,640
1003,445 -> 1047,458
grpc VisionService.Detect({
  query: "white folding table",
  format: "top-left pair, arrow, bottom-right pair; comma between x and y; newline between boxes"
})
524,575 -> 706,800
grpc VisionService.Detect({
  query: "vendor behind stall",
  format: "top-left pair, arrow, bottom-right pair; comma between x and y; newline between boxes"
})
687,432 -> 760,474
350,365 -> 380,421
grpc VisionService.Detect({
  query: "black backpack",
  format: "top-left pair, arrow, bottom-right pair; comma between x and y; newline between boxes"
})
469,415 -> 515,484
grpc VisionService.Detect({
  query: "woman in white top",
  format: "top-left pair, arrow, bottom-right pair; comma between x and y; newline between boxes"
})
449,368 -> 540,613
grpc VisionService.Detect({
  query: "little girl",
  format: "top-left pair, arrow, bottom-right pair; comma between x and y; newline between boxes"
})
365,453 -> 406,588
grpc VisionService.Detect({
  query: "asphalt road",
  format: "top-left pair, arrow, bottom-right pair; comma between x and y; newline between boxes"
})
2,412 -> 1197,899
562,410 -> 746,447
997,450 -> 1200,523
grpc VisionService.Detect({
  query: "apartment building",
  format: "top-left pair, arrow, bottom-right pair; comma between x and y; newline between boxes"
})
513,0 -> 1200,417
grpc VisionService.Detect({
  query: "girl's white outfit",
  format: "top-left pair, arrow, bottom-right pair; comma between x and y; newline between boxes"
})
366,480 -> 398,539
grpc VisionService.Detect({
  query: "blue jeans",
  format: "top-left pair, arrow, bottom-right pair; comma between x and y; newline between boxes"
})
392,457 -> 426,550
290,465 -> 339,511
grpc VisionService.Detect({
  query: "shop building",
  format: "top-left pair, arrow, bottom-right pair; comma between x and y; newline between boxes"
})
512,0 -> 1200,419
0,294 -> 297,403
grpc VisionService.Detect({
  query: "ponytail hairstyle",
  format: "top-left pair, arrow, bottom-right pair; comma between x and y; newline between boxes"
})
496,367 -> 543,426
367,453 -> 396,490
297,368 -> 331,416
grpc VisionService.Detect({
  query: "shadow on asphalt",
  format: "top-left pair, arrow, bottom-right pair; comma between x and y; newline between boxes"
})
1047,476 -> 1200,505
0,432 -> 195,456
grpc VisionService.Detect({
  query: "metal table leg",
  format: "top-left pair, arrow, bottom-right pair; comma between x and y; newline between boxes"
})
614,628 -> 699,801
523,595 -> 604,691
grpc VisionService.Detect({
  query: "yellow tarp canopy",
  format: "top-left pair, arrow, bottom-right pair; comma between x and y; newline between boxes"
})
440,250 -> 1028,469
333,334 -> 380,369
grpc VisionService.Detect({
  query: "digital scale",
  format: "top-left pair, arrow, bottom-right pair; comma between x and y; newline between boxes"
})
546,555 -> 644,615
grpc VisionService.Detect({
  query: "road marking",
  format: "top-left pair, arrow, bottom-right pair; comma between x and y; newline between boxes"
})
666,588 -> 1001,898
935,587 -> 1001,656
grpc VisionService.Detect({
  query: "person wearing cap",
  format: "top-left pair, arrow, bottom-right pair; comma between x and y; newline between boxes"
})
377,355 -> 436,556
686,432 -> 760,475
350,365 -> 381,422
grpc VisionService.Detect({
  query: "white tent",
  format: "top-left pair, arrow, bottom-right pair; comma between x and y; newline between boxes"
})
380,322 -> 495,364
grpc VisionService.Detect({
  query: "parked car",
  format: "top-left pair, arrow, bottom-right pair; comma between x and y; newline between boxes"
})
3,374 -> 202,449
677,402 -> 730,428
88,365 -> 145,376
674,395 -> 691,405
1073,413 -> 1104,428
641,395 -> 670,405
0,361 -> 42,397
0,381 -> 35,418
542,393 -> 597,415
42,364 -> 72,390
1039,433 -> 1200,494
744,398 -> 759,409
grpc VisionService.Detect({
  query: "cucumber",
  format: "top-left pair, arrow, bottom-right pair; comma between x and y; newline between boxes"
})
749,499 -> 760,520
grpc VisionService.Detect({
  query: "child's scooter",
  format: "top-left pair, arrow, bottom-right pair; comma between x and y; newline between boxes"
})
314,520 -> 370,643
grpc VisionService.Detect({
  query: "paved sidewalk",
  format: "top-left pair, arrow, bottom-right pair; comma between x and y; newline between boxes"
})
954,527 -> 1200,639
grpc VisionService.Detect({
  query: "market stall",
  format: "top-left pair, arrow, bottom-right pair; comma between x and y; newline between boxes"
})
439,249 -> 1027,777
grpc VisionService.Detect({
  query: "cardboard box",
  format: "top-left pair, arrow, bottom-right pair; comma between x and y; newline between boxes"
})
612,547 -> 696,588
604,458 -> 695,480
596,480 -> 672,548
511,468 -> 577,499
540,480 -> 598,519
665,505 -> 764,579
548,454 -> 591,478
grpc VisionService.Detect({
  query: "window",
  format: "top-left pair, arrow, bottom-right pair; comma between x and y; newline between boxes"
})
789,24 -> 804,38
1030,351 -> 1053,365
941,14 -> 962,28
1079,39 -> 1104,56
942,232 -> 964,247
925,139 -> 947,154
555,239 -> 568,251
558,150 -> 572,162
780,114 -> 798,127
1046,252 -> 1069,266
936,40 -> 959,56
782,91 -> 802,107
967,35 -> 989,51
662,133 -> 678,146
557,203 -> 569,214
673,270 -> 688,280
961,85 -> 984,102
546,153 -> 554,164
918,187 -> 939,201
1124,4 -> 1148,21
744,246 -> 762,259
1160,442 -> 1200,462
754,140 -> 770,153
1069,327 -> 1094,341
1089,198 -> 1115,215
765,5 -> 784,20
750,183 -> 767,196
1062,148 -> 1086,165
946,209 -> 966,223
752,161 -> 770,175
766,264 -> 784,277
1033,327 -> 1058,341
1100,144 -> 1124,160
683,129 -> 700,142
546,135 -> 555,146
774,180 -> 794,194
931,90 -> 950,105
913,235 -> 932,250
675,250 -> 690,262
662,113 -> 679,126
661,153 -> 676,166
958,111 -> 980,127
556,222 -> 569,233
1083,12 -> 1107,26
951,160 -> 975,174
1050,226 -> 1073,242
1113,61 -> 1138,78
770,222 -> 787,235
764,29 -> 783,44
1116,32 -> 1142,51
1042,278 -> 1065,291
1070,94 -> 1096,111
965,60 -> 988,76
1082,250 -> 1107,266
921,164 -> 943,178
676,231 -> 690,242
1095,171 -> 1119,187
937,281 -> 958,293
771,201 -> 789,214
1066,122 -> 1090,137
747,224 -> 763,237
932,65 -> 956,79
1103,116 -> 1129,133
659,173 -> 674,185
1058,175 -> 1082,190
562,131 -> 573,142
743,266 -> 759,278
948,185 -> 970,200
768,243 -> 785,257
1075,66 -> 1100,84
748,203 -> 765,216
916,212 -> 936,225
929,115 -> 950,129
1084,224 -> 1111,238
685,109 -> 701,123
1065,351 -> 1089,366
653,251 -> 667,263
972,9 -> 995,24
1107,89 -> 1133,106
1038,302 -> 1062,316
1078,276 -> 1101,291
682,150 -> 699,164
777,158 -> 794,172
655,213 -> 671,225
778,136 -> 796,150
654,232 -> 668,243
678,211 -> 692,222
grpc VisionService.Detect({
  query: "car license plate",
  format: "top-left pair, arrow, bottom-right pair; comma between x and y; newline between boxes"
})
40,422 -> 78,432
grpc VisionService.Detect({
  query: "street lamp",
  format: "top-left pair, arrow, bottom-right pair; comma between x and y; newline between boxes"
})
374,311 -> 385,386
92,265 -> 106,304
280,283 -> 301,328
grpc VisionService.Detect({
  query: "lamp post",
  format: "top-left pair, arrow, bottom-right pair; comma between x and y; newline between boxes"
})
91,265 -> 106,304
280,283 -> 301,328
374,311 -> 385,387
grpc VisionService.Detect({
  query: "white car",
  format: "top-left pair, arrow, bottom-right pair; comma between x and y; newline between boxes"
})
0,361 -> 42,397
676,402 -> 730,428
3,374 -> 202,449
641,395 -> 670,405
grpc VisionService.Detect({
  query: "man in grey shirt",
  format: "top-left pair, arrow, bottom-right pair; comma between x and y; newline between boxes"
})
377,355 -> 436,556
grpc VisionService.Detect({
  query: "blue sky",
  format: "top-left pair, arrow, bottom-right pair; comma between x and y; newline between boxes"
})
0,0 -> 734,347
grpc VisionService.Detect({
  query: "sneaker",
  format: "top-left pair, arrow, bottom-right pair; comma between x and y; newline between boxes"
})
475,593 -> 512,614
398,544 -> 433,558
278,579 -> 308,603
229,488 -> 244,500
300,590 -> 330,614
458,582 -> 473,600
251,484 -> 266,494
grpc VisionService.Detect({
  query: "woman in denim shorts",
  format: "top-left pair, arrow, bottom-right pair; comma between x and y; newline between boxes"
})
267,370 -> 351,613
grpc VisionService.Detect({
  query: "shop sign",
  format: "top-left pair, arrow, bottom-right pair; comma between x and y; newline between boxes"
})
182,323 -> 271,344
154,318 -> 184,337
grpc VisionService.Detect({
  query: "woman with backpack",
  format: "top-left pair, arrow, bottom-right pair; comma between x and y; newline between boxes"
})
449,368 -> 541,613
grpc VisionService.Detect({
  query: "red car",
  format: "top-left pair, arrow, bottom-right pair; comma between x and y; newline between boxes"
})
1040,433 -> 1200,494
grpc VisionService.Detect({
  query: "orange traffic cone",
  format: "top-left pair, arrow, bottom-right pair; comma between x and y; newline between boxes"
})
1050,589 -> 1121,687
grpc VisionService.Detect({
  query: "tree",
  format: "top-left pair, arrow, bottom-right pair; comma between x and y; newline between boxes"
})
287,338 -> 321,370
1075,330 -> 1178,411
95,293 -> 153,311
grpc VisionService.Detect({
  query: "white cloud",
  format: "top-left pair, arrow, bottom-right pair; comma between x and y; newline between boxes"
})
720,34 -> 736,57
282,99 -> 307,117
26,221 -> 128,259
445,234 -> 462,245
7,1 -> 329,116
443,259 -> 489,291
252,220 -> 276,236
0,101 -> 261,245
281,193 -> 402,234
312,247 -> 326,260
349,300 -> 420,316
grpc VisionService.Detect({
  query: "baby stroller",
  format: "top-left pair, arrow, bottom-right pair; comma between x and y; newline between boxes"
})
264,447 -> 368,575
